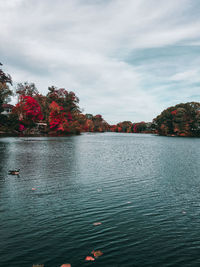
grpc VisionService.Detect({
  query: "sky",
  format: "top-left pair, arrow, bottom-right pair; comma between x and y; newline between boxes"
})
1,0 -> 200,124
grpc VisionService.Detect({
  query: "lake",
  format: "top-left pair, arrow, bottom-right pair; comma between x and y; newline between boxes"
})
0,133 -> 200,267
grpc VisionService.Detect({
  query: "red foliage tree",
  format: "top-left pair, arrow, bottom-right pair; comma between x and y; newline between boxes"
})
14,95 -> 43,122
49,101 -> 68,132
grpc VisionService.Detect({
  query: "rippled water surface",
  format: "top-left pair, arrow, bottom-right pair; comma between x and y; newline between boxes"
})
0,133 -> 200,267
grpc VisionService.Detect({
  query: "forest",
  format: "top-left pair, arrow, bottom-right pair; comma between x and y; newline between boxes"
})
0,64 -> 199,137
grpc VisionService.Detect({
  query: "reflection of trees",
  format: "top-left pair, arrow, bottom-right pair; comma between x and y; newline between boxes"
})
0,140 -> 7,181
0,138 -> 21,194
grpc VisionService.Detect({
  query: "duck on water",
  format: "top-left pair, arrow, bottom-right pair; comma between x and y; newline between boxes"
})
8,169 -> 20,175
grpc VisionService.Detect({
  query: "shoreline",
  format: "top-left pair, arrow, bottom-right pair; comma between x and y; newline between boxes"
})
0,131 -> 199,138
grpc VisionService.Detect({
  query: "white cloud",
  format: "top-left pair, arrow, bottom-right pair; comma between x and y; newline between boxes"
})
1,0 -> 200,123
171,69 -> 200,83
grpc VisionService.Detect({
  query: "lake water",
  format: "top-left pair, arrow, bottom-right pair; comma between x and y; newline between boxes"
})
0,133 -> 200,267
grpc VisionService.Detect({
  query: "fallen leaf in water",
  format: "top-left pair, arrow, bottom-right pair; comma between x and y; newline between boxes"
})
91,250 -> 103,258
93,222 -> 102,226
32,188 -> 36,190
85,256 -> 95,261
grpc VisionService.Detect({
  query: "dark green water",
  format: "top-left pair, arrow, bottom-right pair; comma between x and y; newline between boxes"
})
0,133 -> 200,267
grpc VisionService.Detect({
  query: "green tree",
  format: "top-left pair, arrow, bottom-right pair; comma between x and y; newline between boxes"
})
0,63 -> 13,113
16,82 -> 39,98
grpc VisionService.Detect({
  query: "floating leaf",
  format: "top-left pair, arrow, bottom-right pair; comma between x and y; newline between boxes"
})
91,250 -> 103,258
85,256 -> 95,261
93,222 -> 102,226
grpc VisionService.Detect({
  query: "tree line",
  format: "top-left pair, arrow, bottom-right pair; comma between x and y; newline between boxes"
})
0,64 -> 199,137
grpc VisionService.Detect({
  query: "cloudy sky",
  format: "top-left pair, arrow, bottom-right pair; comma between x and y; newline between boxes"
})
1,0 -> 200,123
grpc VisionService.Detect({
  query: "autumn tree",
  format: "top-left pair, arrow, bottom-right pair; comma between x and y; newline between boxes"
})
116,121 -> 132,132
133,122 -> 147,133
92,114 -> 110,132
13,95 -> 43,130
47,86 -> 80,114
46,87 -> 84,134
48,101 -> 68,132
34,94 -> 49,122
